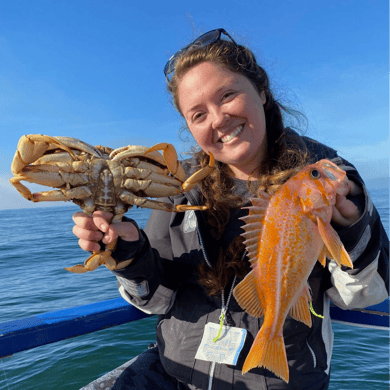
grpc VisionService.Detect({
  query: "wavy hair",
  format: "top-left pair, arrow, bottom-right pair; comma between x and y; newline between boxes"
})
167,39 -> 310,295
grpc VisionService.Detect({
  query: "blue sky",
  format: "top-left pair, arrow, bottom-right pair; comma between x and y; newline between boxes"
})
0,0 -> 388,210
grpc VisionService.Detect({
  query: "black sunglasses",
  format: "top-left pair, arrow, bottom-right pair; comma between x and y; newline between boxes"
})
163,28 -> 238,78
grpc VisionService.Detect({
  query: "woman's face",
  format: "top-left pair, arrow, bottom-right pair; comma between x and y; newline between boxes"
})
177,61 -> 267,180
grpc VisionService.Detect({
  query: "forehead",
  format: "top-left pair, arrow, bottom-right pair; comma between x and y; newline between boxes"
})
178,61 -> 243,90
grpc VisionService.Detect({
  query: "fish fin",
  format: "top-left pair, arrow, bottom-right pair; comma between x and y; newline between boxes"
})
299,194 -> 315,213
240,196 -> 268,227
288,286 -> 312,328
240,196 -> 269,264
318,245 -> 327,267
233,270 -> 264,318
242,332 -> 289,383
316,217 -> 353,269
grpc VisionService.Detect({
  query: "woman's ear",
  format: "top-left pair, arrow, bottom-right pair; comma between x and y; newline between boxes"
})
260,90 -> 266,105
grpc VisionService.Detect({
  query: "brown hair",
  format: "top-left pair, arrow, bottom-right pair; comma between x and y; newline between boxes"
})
167,39 -> 309,295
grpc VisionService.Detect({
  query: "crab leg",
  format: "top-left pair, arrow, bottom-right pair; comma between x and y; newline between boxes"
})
32,186 -> 92,202
110,146 -> 166,167
33,152 -> 82,166
52,136 -> 103,157
124,167 -> 180,186
9,177 -> 35,201
120,190 -> 174,211
16,165 -> 90,188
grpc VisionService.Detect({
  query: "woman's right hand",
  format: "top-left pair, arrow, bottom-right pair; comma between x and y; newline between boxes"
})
72,210 -> 140,253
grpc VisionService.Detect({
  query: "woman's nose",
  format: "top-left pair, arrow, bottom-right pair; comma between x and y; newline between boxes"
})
211,107 -> 229,129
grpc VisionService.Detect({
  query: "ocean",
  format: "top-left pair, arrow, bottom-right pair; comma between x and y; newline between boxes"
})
0,187 -> 388,390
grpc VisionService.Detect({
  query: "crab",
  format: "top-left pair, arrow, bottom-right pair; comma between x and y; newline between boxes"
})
10,134 -> 215,273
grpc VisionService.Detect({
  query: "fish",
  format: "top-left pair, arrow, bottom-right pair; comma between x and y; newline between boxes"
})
233,159 -> 354,383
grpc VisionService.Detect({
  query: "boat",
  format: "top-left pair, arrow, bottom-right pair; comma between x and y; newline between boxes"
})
0,297 -> 388,358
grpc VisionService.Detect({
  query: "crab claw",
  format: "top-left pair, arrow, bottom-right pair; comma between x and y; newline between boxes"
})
145,143 -> 186,182
182,153 -> 215,192
11,135 -> 51,175
65,251 -> 114,273
65,234 -> 133,273
11,134 -> 79,175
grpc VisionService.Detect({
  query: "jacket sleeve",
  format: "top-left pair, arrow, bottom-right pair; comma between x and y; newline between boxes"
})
109,205 -> 178,315
325,156 -> 389,309
301,134 -> 389,309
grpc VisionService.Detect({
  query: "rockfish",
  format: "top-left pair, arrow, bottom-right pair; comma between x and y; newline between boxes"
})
233,159 -> 354,383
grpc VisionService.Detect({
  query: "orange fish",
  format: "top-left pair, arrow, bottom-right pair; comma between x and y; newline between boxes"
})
233,159 -> 354,383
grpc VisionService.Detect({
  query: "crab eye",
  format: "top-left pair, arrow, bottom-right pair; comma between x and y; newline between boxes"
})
310,169 -> 321,179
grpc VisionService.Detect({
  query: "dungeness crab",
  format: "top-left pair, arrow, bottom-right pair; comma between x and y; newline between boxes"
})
10,134 -> 215,273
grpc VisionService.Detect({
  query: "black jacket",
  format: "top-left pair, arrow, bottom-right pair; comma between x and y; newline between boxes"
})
112,134 -> 389,390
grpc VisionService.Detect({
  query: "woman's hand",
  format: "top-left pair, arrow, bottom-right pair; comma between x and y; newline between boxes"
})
72,210 -> 140,252
332,179 -> 363,227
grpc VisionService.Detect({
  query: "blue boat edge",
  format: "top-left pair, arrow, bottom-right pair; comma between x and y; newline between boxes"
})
0,297 -> 388,359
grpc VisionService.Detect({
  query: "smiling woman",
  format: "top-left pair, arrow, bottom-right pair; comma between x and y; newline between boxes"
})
177,62 -> 267,180
73,28 -> 389,390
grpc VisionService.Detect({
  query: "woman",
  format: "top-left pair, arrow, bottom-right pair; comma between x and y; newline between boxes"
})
76,29 -> 389,389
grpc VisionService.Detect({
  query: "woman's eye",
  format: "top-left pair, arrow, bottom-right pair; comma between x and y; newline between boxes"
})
193,112 -> 204,122
222,91 -> 236,100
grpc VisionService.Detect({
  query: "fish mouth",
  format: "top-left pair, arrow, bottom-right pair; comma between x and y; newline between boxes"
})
323,168 -> 337,181
321,161 -> 348,193
218,124 -> 244,143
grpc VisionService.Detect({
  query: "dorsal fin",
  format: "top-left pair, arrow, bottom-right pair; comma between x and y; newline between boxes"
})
240,194 -> 270,265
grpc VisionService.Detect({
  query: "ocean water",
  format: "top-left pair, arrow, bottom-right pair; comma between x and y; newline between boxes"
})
0,187 -> 388,390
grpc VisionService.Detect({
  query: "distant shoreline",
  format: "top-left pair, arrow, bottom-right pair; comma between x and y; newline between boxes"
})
1,177 -> 388,211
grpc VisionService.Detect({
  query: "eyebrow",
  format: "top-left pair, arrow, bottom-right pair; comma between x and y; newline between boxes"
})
184,80 -> 241,118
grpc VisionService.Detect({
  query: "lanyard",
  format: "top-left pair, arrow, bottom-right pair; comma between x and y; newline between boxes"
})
213,275 -> 237,342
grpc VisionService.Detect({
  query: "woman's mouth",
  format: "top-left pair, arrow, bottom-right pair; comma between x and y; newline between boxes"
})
220,125 -> 244,143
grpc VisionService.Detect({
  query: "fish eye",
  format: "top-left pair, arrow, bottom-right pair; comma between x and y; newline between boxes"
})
309,169 -> 321,179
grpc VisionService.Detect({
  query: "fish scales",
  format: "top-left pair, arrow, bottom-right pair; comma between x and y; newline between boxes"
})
233,159 -> 354,383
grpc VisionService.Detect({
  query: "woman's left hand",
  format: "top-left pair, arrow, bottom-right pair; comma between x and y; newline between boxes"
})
332,179 -> 363,227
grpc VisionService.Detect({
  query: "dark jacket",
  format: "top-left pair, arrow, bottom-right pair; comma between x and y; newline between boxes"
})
112,134 -> 389,390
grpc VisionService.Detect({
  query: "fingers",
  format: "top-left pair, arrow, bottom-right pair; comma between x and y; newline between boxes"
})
77,237 -> 102,253
332,178 -> 363,227
332,194 -> 360,227
72,210 -> 139,253
99,221 -> 140,245
338,177 -> 362,197
111,222 -> 140,242
72,211 -> 113,252
348,180 -> 362,196
92,210 -> 114,232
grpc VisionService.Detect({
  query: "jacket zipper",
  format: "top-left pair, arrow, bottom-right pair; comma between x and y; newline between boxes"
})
185,189 -> 215,388
306,339 -> 317,368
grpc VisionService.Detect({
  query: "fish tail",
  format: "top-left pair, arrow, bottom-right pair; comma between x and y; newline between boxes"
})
242,331 -> 289,383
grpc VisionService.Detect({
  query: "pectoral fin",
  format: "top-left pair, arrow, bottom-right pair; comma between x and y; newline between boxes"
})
316,217 -> 353,269
318,245 -> 327,267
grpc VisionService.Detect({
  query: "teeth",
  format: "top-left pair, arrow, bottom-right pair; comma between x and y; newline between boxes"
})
220,125 -> 243,143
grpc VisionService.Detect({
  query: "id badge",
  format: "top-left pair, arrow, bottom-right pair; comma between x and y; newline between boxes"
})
195,322 -> 247,365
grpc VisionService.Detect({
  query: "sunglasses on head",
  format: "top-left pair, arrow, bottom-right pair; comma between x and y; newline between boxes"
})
163,28 -> 238,78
